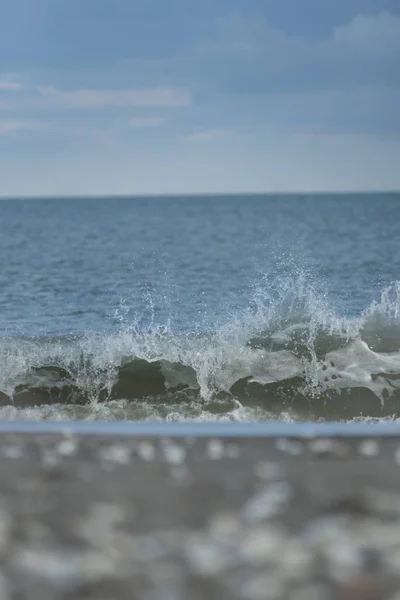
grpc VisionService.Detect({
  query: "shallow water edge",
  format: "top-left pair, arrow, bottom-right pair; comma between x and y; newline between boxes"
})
2,419 -> 400,437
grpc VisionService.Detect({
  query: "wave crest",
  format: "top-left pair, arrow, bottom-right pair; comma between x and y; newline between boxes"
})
1,280 -> 400,421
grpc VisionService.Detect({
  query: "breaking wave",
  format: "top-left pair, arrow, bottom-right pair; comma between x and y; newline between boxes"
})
1,275 -> 400,422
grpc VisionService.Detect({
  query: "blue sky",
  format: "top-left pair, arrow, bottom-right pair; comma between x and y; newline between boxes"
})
0,0 -> 399,195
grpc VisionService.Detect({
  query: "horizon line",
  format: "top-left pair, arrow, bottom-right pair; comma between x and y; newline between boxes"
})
0,189 -> 399,200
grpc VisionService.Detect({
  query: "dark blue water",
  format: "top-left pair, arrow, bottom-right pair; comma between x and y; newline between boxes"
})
0,193 -> 399,423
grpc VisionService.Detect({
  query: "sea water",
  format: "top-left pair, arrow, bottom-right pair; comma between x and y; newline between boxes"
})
0,193 -> 399,425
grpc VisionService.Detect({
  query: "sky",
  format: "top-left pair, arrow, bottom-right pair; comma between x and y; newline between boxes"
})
0,0 -> 399,196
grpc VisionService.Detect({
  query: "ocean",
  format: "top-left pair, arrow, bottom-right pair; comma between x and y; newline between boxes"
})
0,193 -> 399,425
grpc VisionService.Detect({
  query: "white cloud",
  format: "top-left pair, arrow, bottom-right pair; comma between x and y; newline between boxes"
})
240,86 -> 400,136
0,120 -> 49,135
0,81 -> 22,91
332,11 -> 400,57
194,10 -> 400,93
188,128 -> 235,141
0,85 -> 191,110
128,116 -> 165,128
197,13 -> 307,64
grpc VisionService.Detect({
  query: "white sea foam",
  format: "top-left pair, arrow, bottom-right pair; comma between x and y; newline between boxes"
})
0,274 -> 399,422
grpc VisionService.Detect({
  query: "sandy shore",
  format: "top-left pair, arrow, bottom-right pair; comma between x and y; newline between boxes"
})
1,429 -> 400,598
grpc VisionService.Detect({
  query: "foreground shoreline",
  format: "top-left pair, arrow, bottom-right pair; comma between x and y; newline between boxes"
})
1,423 -> 400,598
